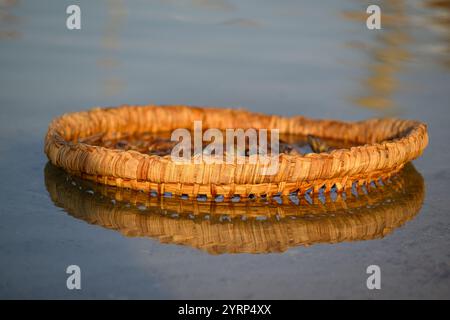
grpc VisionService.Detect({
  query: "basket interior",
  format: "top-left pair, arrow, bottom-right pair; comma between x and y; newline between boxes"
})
80,130 -> 360,156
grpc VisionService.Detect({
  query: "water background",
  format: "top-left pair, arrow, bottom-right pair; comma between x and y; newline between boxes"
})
0,0 -> 449,298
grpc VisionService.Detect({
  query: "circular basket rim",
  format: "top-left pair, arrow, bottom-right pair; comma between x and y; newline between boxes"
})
44,105 -> 428,197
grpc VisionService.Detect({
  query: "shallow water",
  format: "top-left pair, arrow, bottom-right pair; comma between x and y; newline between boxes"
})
1,0 -> 449,299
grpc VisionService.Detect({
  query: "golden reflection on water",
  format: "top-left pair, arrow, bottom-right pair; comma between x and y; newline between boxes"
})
424,0 -> 450,69
0,0 -> 20,40
45,163 -> 424,255
98,0 -> 127,97
343,0 -> 450,112
343,0 -> 411,113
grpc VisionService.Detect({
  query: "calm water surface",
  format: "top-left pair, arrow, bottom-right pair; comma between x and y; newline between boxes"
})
0,0 -> 449,299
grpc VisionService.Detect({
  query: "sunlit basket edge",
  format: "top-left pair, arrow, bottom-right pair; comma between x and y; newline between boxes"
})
44,105 -> 428,198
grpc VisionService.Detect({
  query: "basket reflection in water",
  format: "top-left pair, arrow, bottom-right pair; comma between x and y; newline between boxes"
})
45,162 -> 424,254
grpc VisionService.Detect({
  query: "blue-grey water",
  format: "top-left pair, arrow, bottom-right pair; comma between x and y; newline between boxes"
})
0,0 -> 449,299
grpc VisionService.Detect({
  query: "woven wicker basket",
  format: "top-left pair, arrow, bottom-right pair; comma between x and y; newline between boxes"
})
45,105 -> 428,198
45,163 -> 424,254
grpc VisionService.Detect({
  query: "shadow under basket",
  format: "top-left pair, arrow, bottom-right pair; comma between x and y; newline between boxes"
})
44,105 -> 428,199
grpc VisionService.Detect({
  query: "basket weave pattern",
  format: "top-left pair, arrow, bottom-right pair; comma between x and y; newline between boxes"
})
45,105 -> 428,198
